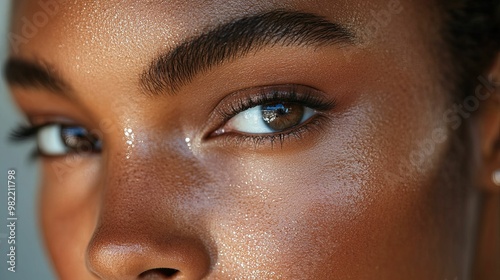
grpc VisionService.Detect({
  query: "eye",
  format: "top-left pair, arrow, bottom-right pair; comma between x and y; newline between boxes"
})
221,102 -> 316,134
207,85 -> 337,148
37,124 -> 102,156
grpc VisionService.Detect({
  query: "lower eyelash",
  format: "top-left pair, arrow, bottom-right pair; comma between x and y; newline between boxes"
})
215,114 -> 329,149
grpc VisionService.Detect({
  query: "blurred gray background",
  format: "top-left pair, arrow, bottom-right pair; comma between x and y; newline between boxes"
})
0,0 -> 56,279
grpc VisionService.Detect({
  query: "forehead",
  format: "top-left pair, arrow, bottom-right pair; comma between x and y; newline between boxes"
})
9,0 -> 439,96
10,0 -> 434,53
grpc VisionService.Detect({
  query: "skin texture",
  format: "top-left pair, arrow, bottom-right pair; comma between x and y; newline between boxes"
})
5,0 -> 500,279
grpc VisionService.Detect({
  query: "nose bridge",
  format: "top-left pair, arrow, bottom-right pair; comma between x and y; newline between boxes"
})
98,133 -> 208,225
99,156 -> 173,226
86,141 -> 212,279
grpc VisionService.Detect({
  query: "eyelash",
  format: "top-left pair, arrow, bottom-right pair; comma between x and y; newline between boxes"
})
211,85 -> 336,148
10,124 -> 46,158
10,123 -> 38,140
217,86 -> 335,120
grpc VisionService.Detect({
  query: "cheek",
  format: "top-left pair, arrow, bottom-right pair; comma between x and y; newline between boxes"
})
207,157 -> 413,278
40,158 -> 100,279
204,89 -> 451,277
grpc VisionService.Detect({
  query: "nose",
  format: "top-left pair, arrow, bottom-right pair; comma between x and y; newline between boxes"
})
87,231 -> 211,279
85,150 -> 212,279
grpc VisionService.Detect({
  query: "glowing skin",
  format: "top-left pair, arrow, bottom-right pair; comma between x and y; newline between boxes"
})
5,0 -> 500,279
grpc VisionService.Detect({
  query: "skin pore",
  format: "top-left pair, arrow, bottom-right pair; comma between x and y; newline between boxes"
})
5,0 -> 500,279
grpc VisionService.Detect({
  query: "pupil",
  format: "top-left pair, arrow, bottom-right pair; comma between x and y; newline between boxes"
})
261,102 -> 304,131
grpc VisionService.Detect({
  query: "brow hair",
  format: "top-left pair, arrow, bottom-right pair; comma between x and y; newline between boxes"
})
3,58 -> 69,93
140,10 -> 355,95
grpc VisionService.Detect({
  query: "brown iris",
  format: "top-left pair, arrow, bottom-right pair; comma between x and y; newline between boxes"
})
261,102 -> 305,131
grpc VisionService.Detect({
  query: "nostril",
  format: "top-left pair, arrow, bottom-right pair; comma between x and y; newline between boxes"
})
139,268 -> 179,279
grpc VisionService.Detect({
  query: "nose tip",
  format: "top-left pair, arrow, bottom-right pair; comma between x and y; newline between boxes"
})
138,268 -> 179,278
86,233 -> 211,280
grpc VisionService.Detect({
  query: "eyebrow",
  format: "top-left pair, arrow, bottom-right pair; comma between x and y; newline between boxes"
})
140,10 -> 355,95
3,58 -> 70,93
3,10 -> 355,97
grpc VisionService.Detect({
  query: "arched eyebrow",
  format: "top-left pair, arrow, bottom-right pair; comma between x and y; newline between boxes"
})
3,58 -> 71,94
140,9 -> 356,95
2,10 -> 355,98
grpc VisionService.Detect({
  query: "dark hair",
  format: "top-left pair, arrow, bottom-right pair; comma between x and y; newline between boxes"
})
441,0 -> 500,96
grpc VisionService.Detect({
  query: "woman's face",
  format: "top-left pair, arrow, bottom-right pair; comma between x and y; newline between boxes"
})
7,0 -> 483,279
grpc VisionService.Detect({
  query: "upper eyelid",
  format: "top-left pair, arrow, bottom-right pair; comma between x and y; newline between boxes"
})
9,122 -> 87,141
213,84 -> 335,120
